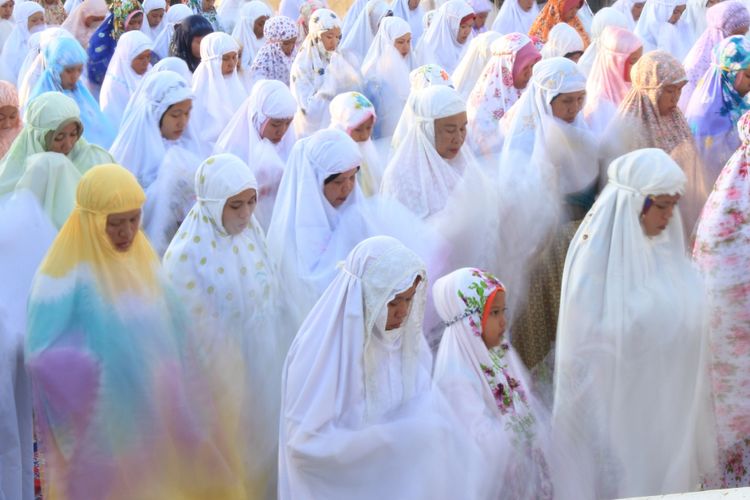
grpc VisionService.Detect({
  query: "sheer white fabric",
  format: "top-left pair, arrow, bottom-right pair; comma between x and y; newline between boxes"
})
0,3 -> 46,83
685,0 -> 710,44
191,32 -> 248,146
100,30 -> 152,129
610,0 -> 639,29
140,0 -> 167,41
338,0 -> 390,65
0,189 -> 56,500
553,148 -> 718,498
220,0 -> 272,33
329,91 -> 383,196
109,70 -> 208,254
290,8 -> 362,137
490,0 -> 538,35
232,1 -> 273,71
452,30 -> 500,100
540,22 -> 584,59
214,79 -> 297,229
279,236 -> 481,500
163,153 -> 296,498
391,0 -> 425,43
577,7 -> 630,77
152,4 -> 192,59
634,0 -> 691,60
415,0 -> 474,73
361,16 -> 414,139
390,63 -> 453,153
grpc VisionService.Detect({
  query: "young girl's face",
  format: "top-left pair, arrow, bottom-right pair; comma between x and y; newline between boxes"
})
320,27 -> 341,51
191,35 -> 205,59
202,0 -> 215,11
222,188 -> 257,235
393,33 -> 411,57
160,99 -> 192,140
125,12 -> 143,31
221,50 -> 238,75
146,8 -> 164,27
481,291 -> 506,350
260,117 -> 293,143
131,50 -> 151,75
281,36 -> 296,56
60,64 -> 83,90
47,121 -> 81,155
349,115 -> 374,142
27,11 -> 45,31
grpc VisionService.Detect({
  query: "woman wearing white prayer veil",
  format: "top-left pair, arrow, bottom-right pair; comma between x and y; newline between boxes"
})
16,27 -> 73,109
290,8 -> 362,137
100,30 -> 152,129
685,0 -> 716,45
0,0 -> 15,51
109,70 -> 208,254
390,0 -> 424,43
634,0 -> 692,60
232,1 -> 272,79
490,0 -> 538,36
390,62 -> 453,153
329,91 -> 383,196
576,7 -> 630,77
415,0 -> 474,74
151,3 -> 191,60
361,16 -> 414,140
497,57 -> 597,370
540,22 -> 584,62
338,0 -> 390,65
0,2 -> 46,82
553,148 -> 718,499
191,32 -> 247,146
451,30 -> 500,100
215,79 -> 296,230
279,235 -> 482,500
610,0 -> 645,30
139,0 -> 165,41
164,153 -> 297,499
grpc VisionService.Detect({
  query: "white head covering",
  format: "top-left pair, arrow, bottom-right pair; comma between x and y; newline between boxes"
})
328,91 -> 382,195
634,0 -> 692,59
100,30 -> 153,129
415,0 -> 474,73
500,56 -> 597,196
110,70 -> 200,188
553,148 -> 717,498
577,7 -> 630,76
390,63 -> 454,153
162,152 -> 288,487
452,30 -> 500,100
390,0 -> 424,43
610,0 -> 640,29
140,0 -> 166,40
214,79 -> 297,229
361,15 -> 414,139
0,2 -> 46,82
290,8 -> 361,137
338,0 -> 390,64
381,85 -> 469,219
232,1 -> 273,69
490,0 -> 539,35
219,0 -> 272,33
266,128 -> 364,300
279,236 -> 461,500
467,33 -> 537,157
191,31 -> 247,145
152,3 -> 191,59
540,22 -> 585,59
150,55 -> 192,83
685,0 -> 710,42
